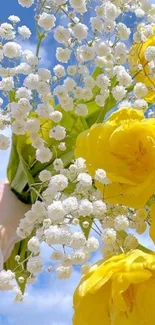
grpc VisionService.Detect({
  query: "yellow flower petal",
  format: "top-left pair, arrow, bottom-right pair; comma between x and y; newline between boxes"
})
73,250 -> 155,325
150,204 -> 155,243
75,107 -> 155,208
129,35 -> 155,103
107,107 -> 144,123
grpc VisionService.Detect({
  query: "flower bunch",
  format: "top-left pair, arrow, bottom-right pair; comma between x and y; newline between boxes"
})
0,0 -> 155,309
2,155 -> 151,299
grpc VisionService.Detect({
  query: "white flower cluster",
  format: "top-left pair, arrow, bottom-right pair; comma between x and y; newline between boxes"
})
12,158 -> 148,287
0,0 -> 154,150
0,269 -> 23,301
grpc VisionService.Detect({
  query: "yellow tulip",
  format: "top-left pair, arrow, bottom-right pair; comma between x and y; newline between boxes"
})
129,34 -> 155,103
73,250 -> 155,325
75,108 -> 155,208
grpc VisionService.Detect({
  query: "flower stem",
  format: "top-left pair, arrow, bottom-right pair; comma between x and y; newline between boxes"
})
36,32 -> 45,58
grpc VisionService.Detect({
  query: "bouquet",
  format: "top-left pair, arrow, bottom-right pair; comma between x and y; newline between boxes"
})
1,0 -> 155,322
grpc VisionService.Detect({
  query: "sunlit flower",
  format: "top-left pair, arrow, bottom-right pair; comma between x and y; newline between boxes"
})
73,250 -> 155,325
75,108 -> 155,208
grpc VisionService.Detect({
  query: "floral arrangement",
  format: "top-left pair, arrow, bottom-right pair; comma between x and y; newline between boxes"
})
1,0 -> 155,322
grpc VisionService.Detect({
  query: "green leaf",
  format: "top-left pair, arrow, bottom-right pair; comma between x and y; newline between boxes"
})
33,150 -> 74,180
7,113 -> 56,201
146,194 -> 155,207
16,269 -> 30,294
79,74 -> 118,127
10,160 -> 30,193
96,94 -> 116,123
79,217 -> 93,239
9,90 -> 17,103
7,135 -> 20,185
85,101 -> 100,127
64,181 -> 76,195
31,109 -> 87,177
7,133 -> 37,203
7,107 -> 87,202
92,67 -> 103,79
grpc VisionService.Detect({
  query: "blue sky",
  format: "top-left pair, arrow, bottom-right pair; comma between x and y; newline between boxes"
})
0,1 -> 155,324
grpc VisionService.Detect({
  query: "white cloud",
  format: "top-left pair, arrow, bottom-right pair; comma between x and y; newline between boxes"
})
21,41 -> 51,68
0,269 -> 81,325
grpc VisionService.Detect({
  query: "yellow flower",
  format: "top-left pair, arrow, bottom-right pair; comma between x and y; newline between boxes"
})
73,250 -> 155,325
75,108 -> 155,209
150,203 -> 155,243
129,33 -> 155,103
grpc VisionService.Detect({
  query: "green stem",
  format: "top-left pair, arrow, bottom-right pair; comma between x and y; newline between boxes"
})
38,0 -> 47,15
91,226 -> 101,237
31,30 -> 45,109
36,33 -> 45,58
93,221 -> 102,234
96,96 -> 115,123
60,6 -> 76,25
13,255 -> 32,273
138,243 -> 154,253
